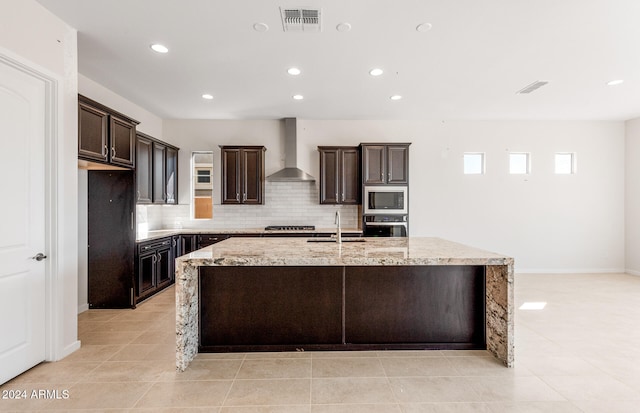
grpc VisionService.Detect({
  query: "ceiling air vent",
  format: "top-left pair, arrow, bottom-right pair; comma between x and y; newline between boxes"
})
280,7 -> 322,32
516,81 -> 549,94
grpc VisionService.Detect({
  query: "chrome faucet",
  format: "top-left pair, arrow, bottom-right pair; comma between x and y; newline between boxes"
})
334,210 -> 342,244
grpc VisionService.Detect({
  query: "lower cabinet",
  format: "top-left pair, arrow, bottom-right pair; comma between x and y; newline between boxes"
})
136,237 -> 174,302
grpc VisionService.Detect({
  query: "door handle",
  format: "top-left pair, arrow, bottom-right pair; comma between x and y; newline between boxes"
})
31,253 -> 47,261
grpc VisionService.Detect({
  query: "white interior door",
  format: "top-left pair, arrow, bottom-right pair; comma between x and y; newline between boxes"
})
0,57 -> 47,385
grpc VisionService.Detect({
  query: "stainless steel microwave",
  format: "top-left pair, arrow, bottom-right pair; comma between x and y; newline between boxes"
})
363,186 -> 408,214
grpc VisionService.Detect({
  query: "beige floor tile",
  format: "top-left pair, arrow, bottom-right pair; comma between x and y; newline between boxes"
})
388,377 -> 482,403
380,357 -> 457,377
160,359 -> 243,381
244,352 -> 310,359
375,350 -> 445,358
447,356 -> 533,377
312,404 -> 402,413
401,402 -> 493,412
129,329 -> 176,345
236,358 -> 312,379
224,379 -> 311,406
44,381 -> 153,409
310,351 -> 377,358
464,376 -> 566,402
134,380 -> 232,408
6,361 -> 101,385
221,406 -> 310,413
517,355 -> 604,377
539,375 -> 640,401
487,401 -> 583,413
58,344 -> 124,363
107,343 -> 174,362
196,352 -> 247,360
311,378 -> 396,404
571,400 -> 640,413
79,329 -> 144,345
87,360 -> 175,382
312,357 -> 385,378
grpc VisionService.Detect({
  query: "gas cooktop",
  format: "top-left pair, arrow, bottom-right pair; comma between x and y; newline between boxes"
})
264,225 -> 316,231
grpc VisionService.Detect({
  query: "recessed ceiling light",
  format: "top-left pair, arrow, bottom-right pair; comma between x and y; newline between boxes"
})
416,23 -> 433,32
292,94 -> 304,100
336,22 -> 352,32
369,68 -> 384,76
390,95 -> 402,100
607,79 -> 624,86
202,94 -> 213,100
287,67 -> 301,76
253,22 -> 269,32
150,44 -> 169,53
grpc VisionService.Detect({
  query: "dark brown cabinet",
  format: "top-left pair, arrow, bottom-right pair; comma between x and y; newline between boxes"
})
78,95 -> 138,168
220,146 -> 265,204
361,143 -> 410,185
136,237 -> 174,302
318,146 -> 360,204
197,234 -> 231,248
136,132 -> 179,204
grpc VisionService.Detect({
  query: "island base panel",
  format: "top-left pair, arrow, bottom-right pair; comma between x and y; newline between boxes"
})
199,266 -> 343,346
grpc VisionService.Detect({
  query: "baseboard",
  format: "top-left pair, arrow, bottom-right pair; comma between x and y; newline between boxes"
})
77,303 -> 88,314
58,340 -> 81,361
515,268 -> 627,274
626,269 -> 640,276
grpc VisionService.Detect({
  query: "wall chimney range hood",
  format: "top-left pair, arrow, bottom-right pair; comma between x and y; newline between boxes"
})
267,118 -> 316,182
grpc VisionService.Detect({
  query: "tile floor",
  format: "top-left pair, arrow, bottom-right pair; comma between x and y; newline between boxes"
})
2,273 -> 640,412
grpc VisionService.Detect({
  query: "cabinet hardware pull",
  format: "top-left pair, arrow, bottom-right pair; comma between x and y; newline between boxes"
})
236,192 -> 240,202
243,193 -> 247,202
335,192 -> 338,201
152,255 -> 157,263
111,147 -> 116,159
157,253 -> 162,262
104,145 -> 108,159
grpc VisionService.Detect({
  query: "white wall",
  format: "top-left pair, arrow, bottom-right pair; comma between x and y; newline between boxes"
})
0,0 -> 79,359
626,118 -> 640,275
163,118 -> 625,273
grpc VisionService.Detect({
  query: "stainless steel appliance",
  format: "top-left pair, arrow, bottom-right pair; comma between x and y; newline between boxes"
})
363,215 -> 408,237
363,185 -> 407,215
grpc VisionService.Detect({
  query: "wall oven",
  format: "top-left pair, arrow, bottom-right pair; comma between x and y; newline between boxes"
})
363,215 -> 408,237
363,185 -> 407,215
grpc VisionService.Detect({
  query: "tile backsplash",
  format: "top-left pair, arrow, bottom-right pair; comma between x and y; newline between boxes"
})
137,181 -> 359,232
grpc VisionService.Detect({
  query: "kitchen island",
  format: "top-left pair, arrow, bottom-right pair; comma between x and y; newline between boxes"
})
175,237 -> 514,371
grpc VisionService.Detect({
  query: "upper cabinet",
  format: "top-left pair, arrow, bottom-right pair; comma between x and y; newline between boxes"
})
318,146 -> 360,204
136,132 -> 179,204
78,95 -> 138,168
361,143 -> 410,185
220,146 -> 265,205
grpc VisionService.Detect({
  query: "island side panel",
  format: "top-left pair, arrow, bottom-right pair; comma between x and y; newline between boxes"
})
485,264 -> 514,367
176,259 -> 200,371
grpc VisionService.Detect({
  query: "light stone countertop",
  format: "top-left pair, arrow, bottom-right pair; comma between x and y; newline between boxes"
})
175,236 -> 514,371
176,236 -> 513,267
136,228 -> 362,243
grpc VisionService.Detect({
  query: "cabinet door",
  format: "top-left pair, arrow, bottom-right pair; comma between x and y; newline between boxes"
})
387,145 -> 409,184
137,250 -> 156,297
319,149 -> 339,204
340,148 -> 360,204
110,115 -> 136,167
221,148 -> 241,204
152,142 -> 166,204
135,135 -> 153,203
362,145 -> 386,184
78,102 -> 109,162
155,245 -> 172,287
242,148 -> 264,204
165,146 -> 178,204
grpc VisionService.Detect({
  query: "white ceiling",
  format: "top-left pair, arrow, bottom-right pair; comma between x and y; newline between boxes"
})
36,0 -> 640,121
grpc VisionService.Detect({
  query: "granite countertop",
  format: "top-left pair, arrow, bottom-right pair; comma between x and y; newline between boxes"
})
136,228 -> 363,243
176,237 -> 513,267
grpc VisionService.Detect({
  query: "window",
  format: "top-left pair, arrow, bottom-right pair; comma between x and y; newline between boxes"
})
463,153 -> 485,174
555,152 -> 575,174
509,152 -> 530,174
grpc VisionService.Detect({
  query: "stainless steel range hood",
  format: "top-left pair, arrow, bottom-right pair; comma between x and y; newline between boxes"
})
266,118 -> 316,182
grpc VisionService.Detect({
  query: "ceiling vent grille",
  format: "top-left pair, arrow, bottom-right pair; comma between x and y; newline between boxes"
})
280,7 -> 322,32
516,81 -> 549,94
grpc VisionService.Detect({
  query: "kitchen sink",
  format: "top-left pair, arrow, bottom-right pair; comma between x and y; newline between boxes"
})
307,238 -> 366,243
